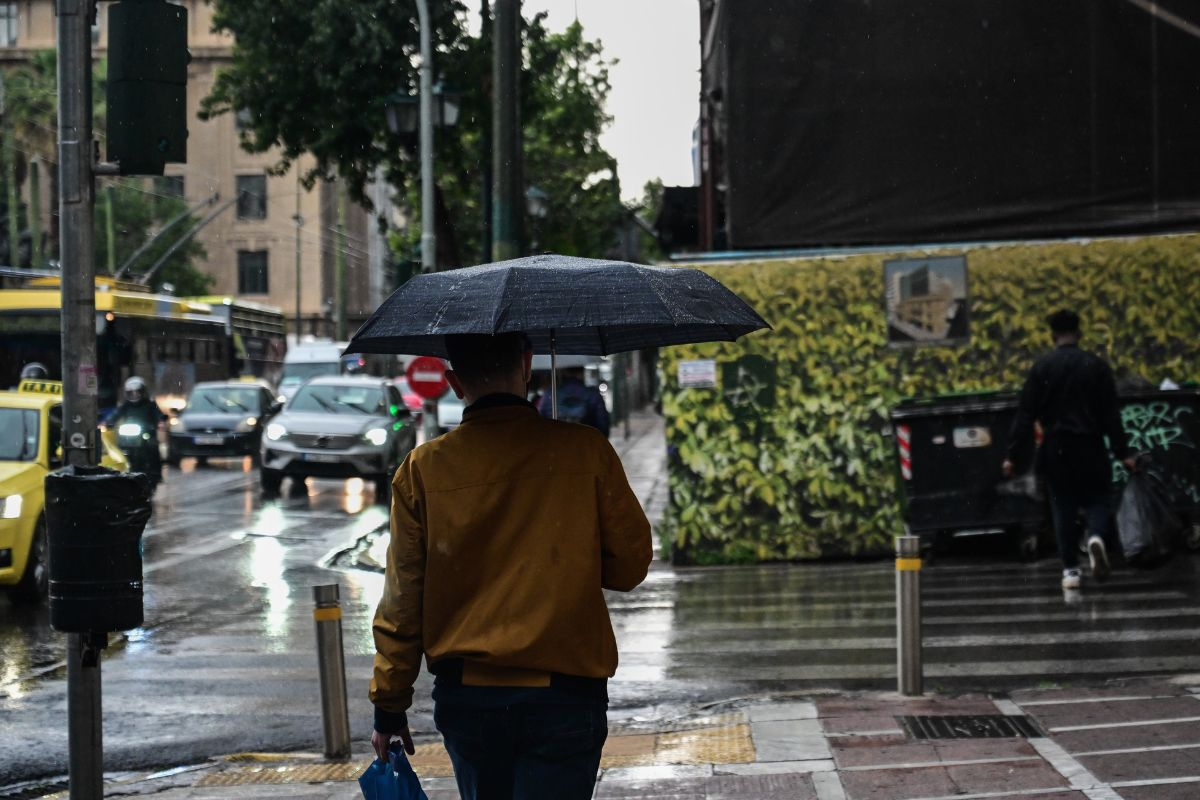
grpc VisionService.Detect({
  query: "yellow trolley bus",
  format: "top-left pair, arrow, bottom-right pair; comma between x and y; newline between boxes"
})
0,277 -> 230,414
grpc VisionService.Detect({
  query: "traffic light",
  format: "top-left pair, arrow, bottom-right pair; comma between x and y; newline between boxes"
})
106,0 -> 188,176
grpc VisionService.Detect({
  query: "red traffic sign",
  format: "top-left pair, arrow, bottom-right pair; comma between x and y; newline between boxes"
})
405,356 -> 449,400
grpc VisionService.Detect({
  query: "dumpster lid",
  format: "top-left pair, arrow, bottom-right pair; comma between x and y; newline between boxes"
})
891,389 -> 1019,419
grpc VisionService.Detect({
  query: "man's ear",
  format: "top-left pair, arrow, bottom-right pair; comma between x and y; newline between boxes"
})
445,369 -> 467,400
521,350 -> 533,384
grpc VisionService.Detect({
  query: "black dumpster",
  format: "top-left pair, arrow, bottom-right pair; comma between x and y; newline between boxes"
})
890,391 -> 1047,558
45,465 -> 153,634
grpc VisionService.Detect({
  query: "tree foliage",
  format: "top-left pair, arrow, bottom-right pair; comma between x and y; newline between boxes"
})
203,2 -> 627,266
1,52 -> 209,291
95,179 -> 212,295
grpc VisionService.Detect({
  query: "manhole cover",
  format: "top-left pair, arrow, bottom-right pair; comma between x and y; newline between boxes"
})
898,715 -> 1043,740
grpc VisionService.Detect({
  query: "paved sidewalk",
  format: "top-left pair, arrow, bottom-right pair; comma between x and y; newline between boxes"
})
38,673 -> 1200,798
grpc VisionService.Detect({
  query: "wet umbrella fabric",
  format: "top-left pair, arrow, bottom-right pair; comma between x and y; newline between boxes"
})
344,254 -> 769,358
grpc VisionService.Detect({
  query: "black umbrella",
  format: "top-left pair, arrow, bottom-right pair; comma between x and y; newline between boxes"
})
345,254 -> 770,416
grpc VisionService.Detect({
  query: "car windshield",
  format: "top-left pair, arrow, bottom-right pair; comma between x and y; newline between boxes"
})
289,384 -> 387,416
187,387 -> 262,414
280,363 -> 340,386
0,408 -> 39,462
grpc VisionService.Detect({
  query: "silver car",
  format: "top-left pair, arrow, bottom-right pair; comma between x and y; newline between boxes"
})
259,376 -> 416,500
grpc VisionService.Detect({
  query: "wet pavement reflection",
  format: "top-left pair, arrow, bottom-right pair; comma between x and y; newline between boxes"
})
2,452 -> 1199,788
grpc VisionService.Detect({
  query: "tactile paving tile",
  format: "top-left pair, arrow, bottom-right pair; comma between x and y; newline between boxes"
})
196,761 -> 371,786
656,723 -> 756,765
193,723 -> 755,786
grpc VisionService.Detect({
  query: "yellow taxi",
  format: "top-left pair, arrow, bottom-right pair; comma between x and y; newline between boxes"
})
0,380 -> 128,602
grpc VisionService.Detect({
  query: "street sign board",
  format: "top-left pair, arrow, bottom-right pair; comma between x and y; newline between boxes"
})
406,356 -> 448,400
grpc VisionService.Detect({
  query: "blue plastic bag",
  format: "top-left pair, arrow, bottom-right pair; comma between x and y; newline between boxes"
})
359,745 -> 429,800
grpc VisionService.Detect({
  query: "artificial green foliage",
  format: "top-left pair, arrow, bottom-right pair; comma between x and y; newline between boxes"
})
661,235 -> 1200,563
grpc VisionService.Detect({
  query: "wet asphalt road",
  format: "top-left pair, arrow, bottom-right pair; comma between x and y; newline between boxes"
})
2,444 -> 1200,790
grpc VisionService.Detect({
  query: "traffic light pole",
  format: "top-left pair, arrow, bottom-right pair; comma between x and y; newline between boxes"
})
58,1 -> 103,797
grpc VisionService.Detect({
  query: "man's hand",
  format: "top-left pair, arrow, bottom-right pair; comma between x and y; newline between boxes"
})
1123,456 -> 1138,472
372,726 -> 415,761
1001,459 -> 1015,478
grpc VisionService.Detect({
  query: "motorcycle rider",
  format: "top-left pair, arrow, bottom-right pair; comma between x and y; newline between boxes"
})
109,377 -> 166,483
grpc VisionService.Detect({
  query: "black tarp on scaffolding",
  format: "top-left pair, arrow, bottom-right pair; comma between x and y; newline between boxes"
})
707,0 -> 1200,249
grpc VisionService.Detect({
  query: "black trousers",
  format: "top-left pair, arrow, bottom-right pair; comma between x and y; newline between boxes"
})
434,701 -> 608,800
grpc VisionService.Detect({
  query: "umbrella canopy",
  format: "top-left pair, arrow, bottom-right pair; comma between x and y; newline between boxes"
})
345,254 -> 769,358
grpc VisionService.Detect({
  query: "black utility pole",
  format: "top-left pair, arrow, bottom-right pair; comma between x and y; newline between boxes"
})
480,0 -> 493,263
491,0 -> 521,261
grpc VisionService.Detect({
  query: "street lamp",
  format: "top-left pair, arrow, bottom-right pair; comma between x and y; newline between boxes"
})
386,85 -> 461,135
525,185 -> 549,252
386,80 -> 461,273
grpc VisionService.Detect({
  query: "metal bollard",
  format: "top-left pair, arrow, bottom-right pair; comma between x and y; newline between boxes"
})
895,535 -> 923,696
313,584 -> 352,759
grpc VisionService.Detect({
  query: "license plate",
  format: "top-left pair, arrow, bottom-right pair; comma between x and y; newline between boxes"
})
194,435 -> 225,445
953,427 -> 992,448
303,453 -> 341,463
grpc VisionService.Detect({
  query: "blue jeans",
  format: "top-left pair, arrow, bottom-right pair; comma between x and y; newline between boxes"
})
434,702 -> 608,800
1047,483 -> 1113,570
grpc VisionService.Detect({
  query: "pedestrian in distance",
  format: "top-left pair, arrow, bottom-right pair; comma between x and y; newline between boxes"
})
369,332 -> 653,800
1002,310 -> 1136,590
538,366 -> 611,437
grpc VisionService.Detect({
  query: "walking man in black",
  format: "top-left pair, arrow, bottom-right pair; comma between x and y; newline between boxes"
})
1002,310 -> 1136,590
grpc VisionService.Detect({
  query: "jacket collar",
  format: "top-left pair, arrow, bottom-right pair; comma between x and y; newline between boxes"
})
462,393 -> 537,422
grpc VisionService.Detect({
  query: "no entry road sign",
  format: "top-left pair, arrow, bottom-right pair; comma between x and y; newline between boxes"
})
405,356 -> 449,400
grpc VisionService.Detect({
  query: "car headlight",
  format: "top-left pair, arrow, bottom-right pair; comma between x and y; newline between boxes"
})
118,423 -> 142,437
236,416 -> 258,433
265,422 -> 287,441
363,427 -> 388,447
1,494 -> 22,520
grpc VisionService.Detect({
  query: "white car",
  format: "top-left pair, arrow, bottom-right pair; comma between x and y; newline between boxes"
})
436,389 -> 464,434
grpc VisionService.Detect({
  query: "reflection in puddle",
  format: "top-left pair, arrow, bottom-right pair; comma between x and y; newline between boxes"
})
248,536 -> 291,643
344,478 -> 365,515
252,503 -> 287,538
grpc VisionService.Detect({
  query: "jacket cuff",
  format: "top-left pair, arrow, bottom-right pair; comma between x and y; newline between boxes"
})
373,706 -> 409,735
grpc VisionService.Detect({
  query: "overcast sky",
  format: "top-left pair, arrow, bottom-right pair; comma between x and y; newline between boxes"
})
468,0 -> 700,202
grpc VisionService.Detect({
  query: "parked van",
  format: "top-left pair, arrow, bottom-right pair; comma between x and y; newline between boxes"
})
277,339 -> 346,402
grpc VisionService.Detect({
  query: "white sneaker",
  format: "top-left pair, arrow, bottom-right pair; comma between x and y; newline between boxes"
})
1062,568 -> 1082,590
1087,536 -> 1110,582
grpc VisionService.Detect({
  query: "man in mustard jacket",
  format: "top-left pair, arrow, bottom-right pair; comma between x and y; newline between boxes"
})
369,332 -> 653,800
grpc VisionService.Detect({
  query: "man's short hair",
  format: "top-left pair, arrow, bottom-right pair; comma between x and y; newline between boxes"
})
445,332 -> 530,385
1047,309 -> 1080,335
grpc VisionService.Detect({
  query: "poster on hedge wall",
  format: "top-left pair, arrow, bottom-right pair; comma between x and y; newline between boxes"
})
884,255 -> 970,347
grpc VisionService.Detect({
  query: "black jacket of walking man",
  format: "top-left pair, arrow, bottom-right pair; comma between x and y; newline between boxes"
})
369,332 -> 653,800
1003,310 -> 1135,590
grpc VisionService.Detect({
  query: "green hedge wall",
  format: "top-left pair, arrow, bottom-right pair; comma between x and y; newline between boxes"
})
661,235 -> 1200,564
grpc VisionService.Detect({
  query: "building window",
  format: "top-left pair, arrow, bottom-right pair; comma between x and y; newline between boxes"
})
236,174 -> 267,220
0,3 -> 18,48
235,108 -> 254,131
156,175 -> 185,198
238,250 -> 269,294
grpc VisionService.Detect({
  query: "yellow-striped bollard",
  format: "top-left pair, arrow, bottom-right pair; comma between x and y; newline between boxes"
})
896,535 -> 923,696
313,584 -> 351,759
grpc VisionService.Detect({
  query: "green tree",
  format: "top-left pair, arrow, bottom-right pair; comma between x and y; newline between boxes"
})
202,2 -> 626,266
1,52 -> 210,290
95,179 -> 212,295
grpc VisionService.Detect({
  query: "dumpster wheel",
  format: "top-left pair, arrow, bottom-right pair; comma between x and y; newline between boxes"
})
1186,523 -> 1200,552
1016,529 -> 1040,562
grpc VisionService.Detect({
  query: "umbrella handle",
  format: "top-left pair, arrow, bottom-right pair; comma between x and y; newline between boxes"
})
550,331 -> 558,420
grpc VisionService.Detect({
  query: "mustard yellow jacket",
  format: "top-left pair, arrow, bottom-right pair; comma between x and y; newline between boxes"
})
369,400 -> 653,723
